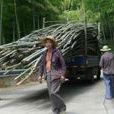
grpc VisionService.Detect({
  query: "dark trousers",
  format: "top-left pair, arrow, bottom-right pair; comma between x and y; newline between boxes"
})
103,74 -> 114,99
46,72 -> 66,113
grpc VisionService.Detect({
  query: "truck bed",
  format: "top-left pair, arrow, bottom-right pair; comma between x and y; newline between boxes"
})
66,55 -> 100,67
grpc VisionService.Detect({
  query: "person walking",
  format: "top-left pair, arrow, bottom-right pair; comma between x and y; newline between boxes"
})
99,45 -> 114,99
37,35 -> 66,114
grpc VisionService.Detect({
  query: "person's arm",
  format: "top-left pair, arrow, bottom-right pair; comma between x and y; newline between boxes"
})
99,56 -> 104,69
37,54 -> 45,78
57,50 -> 66,77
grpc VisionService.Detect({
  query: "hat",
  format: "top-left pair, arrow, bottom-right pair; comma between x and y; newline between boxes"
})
41,35 -> 57,47
100,45 -> 111,52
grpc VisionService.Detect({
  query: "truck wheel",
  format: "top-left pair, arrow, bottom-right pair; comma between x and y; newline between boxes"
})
92,67 -> 101,80
86,68 -> 95,83
96,67 -> 101,80
89,75 -> 94,83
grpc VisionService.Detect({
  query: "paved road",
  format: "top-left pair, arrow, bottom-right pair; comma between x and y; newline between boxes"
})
0,79 -> 114,114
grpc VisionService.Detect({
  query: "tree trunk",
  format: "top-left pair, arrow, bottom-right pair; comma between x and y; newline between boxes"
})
37,16 -> 39,29
13,21 -> 15,41
0,0 -> 3,45
32,0 -> 36,30
14,0 -> 20,39
82,0 -> 87,55
32,13 -> 35,30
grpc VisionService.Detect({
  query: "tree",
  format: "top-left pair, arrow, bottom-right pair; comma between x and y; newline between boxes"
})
1,0 -> 63,44
1,0 -> 114,44
14,0 -> 20,39
0,0 -> 3,45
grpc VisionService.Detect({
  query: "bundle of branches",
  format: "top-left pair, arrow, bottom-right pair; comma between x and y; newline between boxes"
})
0,23 -> 100,85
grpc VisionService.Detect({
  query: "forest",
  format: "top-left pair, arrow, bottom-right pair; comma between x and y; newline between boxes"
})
0,0 -> 114,44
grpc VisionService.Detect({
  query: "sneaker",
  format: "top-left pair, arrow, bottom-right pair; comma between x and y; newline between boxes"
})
53,112 -> 59,114
53,109 -> 60,114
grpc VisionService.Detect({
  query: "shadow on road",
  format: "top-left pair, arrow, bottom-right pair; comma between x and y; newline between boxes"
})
0,79 -> 102,111
61,79 -> 102,101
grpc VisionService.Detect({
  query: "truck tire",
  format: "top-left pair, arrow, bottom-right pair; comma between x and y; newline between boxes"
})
86,68 -> 95,83
96,67 -> 101,80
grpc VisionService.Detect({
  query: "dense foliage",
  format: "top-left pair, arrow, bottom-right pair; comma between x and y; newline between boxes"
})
0,0 -> 114,44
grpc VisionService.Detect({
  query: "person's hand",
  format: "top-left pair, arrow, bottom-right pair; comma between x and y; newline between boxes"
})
60,76 -> 69,83
60,76 -> 65,81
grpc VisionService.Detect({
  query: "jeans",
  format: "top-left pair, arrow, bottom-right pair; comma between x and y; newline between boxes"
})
103,73 -> 114,99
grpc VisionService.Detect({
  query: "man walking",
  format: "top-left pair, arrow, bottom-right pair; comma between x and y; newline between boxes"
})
99,45 -> 114,99
37,36 -> 66,114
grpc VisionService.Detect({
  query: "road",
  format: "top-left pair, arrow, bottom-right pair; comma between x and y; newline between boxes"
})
0,79 -> 114,114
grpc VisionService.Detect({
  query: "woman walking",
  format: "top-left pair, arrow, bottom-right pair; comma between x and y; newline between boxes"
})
37,36 -> 66,114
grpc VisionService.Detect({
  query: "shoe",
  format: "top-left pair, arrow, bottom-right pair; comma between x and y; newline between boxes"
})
53,109 -> 60,114
53,112 -> 60,114
105,97 -> 113,100
53,113 -> 59,114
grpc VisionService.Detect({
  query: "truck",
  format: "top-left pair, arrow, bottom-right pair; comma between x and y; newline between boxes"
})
64,24 -> 101,83
65,55 -> 101,82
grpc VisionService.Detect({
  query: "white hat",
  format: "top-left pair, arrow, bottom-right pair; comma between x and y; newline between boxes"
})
100,45 -> 111,52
